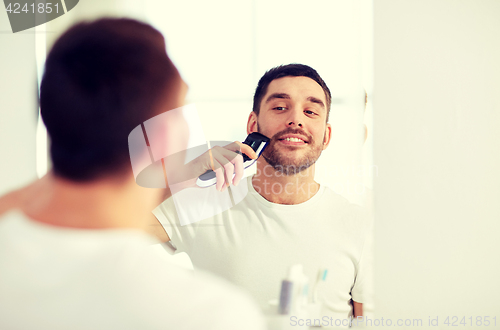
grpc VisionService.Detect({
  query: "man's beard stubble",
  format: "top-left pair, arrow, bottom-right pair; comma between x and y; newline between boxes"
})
257,125 -> 324,176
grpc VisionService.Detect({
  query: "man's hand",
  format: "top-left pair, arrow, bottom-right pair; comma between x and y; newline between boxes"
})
195,142 -> 257,191
164,141 -> 257,194
154,141 -> 257,242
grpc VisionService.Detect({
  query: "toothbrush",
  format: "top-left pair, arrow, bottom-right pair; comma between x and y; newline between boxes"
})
312,268 -> 328,304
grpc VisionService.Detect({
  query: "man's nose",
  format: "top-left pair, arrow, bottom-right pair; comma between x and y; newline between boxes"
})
286,109 -> 303,127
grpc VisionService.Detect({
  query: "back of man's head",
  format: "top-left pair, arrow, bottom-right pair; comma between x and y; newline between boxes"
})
252,63 -> 332,121
40,18 -> 181,182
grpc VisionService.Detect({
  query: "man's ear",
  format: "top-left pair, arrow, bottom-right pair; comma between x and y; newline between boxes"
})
247,111 -> 258,135
322,123 -> 332,150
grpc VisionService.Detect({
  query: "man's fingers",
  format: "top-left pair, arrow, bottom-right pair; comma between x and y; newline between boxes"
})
204,140 -> 260,191
213,166 -> 225,192
223,161 -> 235,188
214,146 -> 247,186
211,147 -> 234,191
226,141 -> 257,160
234,141 -> 257,159
232,153 -> 244,186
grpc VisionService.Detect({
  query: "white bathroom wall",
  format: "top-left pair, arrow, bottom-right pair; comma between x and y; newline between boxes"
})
0,9 -> 37,195
373,0 -> 500,324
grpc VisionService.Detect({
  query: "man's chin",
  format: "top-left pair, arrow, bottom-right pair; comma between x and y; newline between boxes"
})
263,155 -> 315,175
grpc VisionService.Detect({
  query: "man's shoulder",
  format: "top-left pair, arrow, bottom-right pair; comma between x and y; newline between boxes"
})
0,190 -> 23,217
154,179 -> 255,224
319,186 -> 372,227
121,251 -> 265,329
319,185 -> 363,211
0,178 -> 51,217
0,233 -> 265,330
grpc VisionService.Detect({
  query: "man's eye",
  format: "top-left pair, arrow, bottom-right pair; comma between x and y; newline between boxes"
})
305,110 -> 317,115
273,107 -> 287,111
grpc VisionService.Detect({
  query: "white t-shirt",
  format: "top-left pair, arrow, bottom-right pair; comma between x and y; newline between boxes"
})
153,175 -> 373,319
0,210 -> 265,330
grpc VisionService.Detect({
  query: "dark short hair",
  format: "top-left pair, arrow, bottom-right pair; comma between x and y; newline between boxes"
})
40,18 -> 180,182
252,64 -> 332,121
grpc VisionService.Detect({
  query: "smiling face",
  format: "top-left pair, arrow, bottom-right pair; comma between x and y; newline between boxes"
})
247,76 -> 332,175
